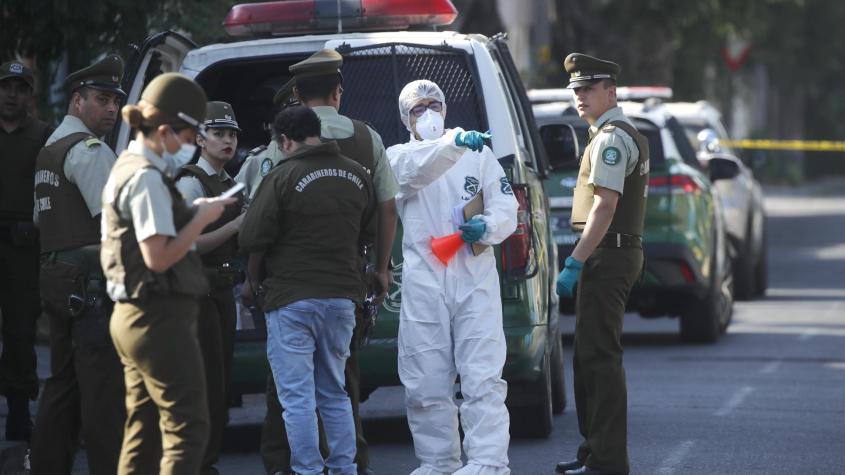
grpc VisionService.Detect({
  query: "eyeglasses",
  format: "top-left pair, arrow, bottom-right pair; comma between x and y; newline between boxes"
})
410,101 -> 443,117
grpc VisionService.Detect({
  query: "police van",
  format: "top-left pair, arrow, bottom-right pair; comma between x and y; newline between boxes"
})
112,0 -> 568,437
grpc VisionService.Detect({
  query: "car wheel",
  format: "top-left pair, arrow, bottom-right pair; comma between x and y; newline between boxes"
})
550,333 -> 567,414
753,228 -> 768,297
733,214 -> 757,300
510,351 -> 553,438
680,262 -> 724,343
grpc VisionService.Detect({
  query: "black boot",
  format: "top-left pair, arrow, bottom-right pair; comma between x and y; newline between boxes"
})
5,394 -> 33,441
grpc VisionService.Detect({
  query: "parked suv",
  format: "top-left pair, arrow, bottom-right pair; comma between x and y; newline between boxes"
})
533,98 -> 734,342
664,101 -> 768,300
111,1 -> 567,437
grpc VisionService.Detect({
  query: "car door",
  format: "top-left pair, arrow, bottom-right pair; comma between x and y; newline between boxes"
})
109,31 -> 196,154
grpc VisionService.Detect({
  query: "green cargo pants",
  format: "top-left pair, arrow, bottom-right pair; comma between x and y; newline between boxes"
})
573,247 -> 642,474
198,275 -> 238,475
110,295 -> 210,475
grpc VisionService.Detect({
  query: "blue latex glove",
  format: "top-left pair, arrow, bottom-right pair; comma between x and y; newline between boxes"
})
455,130 -> 492,152
556,256 -> 584,298
459,218 -> 487,243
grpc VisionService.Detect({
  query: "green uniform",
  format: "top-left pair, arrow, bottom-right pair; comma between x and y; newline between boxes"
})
176,151 -> 246,475
30,112 -> 125,474
0,109 -> 50,441
260,107 -> 396,475
570,106 -> 649,474
103,142 -> 211,475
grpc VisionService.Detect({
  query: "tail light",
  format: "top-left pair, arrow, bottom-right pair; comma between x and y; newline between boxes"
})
648,174 -> 700,195
501,184 -> 538,280
224,0 -> 458,37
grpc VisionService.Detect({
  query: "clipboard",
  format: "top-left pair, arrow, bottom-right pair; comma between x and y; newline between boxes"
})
455,192 -> 488,256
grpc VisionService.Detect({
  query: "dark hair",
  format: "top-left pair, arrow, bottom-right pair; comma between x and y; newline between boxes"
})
272,106 -> 321,143
295,74 -> 342,102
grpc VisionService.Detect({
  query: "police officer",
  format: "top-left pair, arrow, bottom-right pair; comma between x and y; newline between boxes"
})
30,54 -> 127,475
553,54 -> 649,475
240,105 -> 376,475
101,73 -> 233,474
175,101 -> 246,475
0,60 -> 50,441
257,49 -> 398,475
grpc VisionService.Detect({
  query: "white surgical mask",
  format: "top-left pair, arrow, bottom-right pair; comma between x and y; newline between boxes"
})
162,141 -> 197,176
414,109 -> 445,140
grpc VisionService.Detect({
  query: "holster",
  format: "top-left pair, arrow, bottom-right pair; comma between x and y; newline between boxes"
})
40,248 -> 109,321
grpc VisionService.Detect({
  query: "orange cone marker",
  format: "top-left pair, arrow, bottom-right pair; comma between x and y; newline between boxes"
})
431,232 -> 464,266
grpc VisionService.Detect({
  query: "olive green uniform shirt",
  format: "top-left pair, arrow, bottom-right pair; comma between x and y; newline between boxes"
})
176,157 -> 234,203
235,139 -> 284,200
238,141 -> 375,311
45,115 -> 116,217
586,106 -> 640,194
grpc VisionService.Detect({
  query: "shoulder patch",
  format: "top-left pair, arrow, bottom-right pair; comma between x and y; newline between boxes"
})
248,145 -> 268,156
84,137 -> 102,147
260,158 -> 273,176
500,176 -> 513,195
602,146 -> 621,166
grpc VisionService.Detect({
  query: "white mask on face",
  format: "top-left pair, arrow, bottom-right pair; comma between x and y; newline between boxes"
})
162,132 -> 197,175
414,109 -> 445,140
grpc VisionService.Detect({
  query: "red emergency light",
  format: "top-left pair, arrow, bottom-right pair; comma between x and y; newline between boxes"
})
224,0 -> 459,37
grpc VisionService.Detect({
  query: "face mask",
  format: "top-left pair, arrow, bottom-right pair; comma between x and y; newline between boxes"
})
162,133 -> 197,175
414,109 -> 445,140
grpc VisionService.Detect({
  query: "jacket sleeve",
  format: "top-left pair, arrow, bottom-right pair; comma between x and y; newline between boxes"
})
238,172 -> 282,252
386,128 -> 466,201
474,146 -> 518,246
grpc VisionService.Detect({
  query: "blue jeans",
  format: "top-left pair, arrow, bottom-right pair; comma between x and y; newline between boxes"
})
266,298 -> 357,475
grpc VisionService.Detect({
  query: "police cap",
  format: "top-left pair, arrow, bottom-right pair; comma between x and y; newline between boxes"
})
289,49 -> 343,81
141,73 -> 208,137
65,54 -> 126,96
204,101 -> 241,131
564,53 -> 620,89
0,61 -> 34,89
272,77 -> 297,107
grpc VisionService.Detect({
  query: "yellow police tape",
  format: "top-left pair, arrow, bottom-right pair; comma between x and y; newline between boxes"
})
722,139 -> 845,152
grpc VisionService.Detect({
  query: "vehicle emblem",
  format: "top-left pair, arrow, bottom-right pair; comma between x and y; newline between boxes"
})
382,261 -> 403,313
560,177 -> 577,188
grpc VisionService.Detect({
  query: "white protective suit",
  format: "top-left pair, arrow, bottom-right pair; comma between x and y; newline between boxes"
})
387,127 -> 518,475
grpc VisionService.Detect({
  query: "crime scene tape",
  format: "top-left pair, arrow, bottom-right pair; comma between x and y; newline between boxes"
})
721,139 -> 845,152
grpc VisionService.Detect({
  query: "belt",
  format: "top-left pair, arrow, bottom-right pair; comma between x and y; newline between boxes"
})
597,232 -> 641,249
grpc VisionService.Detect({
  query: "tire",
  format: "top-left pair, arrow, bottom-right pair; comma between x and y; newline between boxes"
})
733,241 -> 755,301
680,281 -> 721,343
550,333 -> 567,414
753,229 -> 768,297
510,351 -> 553,438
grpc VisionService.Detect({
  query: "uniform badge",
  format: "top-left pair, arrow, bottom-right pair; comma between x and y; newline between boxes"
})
602,147 -> 621,166
500,176 -> 513,195
260,158 -> 272,176
464,176 -> 480,195
10,63 -> 23,73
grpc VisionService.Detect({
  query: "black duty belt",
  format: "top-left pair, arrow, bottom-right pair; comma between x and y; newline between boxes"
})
597,232 -> 642,249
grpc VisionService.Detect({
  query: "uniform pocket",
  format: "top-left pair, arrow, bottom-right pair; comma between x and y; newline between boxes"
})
39,259 -> 85,317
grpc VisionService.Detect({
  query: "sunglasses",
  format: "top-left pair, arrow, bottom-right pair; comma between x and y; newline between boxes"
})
410,101 -> 443,117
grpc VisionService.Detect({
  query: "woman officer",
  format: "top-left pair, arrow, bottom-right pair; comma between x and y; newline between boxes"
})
175,101 -> 246,475
100,72 -> 234,475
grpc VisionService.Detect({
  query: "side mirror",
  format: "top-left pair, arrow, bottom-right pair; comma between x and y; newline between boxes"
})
539,123 -> 580,170
707,157 -> 741,181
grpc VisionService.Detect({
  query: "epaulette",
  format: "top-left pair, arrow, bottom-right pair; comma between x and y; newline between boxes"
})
247,144 -> 267,157
600,123 -> 617,133
84,136 -> 102,147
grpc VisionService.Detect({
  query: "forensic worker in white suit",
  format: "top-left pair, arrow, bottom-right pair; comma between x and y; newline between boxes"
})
386,79 -> 518,475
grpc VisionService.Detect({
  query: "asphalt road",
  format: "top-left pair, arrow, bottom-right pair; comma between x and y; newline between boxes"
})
16,178 -> 843,474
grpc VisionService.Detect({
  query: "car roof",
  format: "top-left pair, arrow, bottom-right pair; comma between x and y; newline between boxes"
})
618,100 -> 671,128
183,30 -> 479,72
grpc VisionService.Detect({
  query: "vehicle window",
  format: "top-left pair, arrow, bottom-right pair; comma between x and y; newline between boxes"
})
666,116 -> 701,170
631,119 -> 665,168
338,43 -> 487,148
194,43 -> 488,175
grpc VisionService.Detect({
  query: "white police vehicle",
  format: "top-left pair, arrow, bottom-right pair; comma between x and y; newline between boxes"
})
112,0 -> 568,437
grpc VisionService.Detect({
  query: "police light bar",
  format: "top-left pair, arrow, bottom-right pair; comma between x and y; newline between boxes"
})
224,0 -> 459,37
